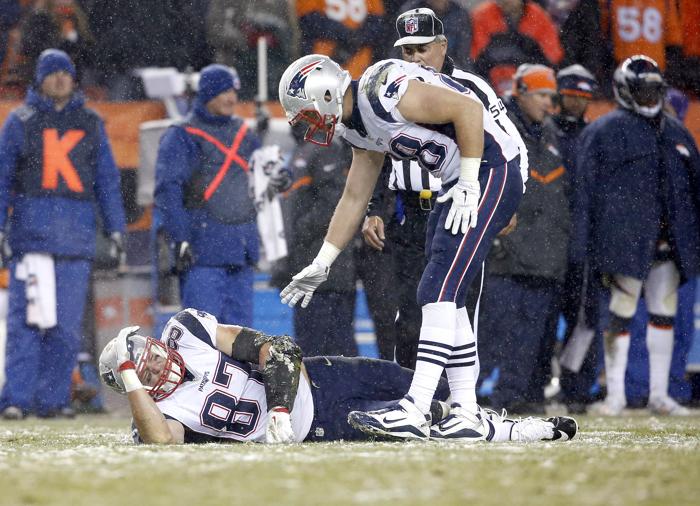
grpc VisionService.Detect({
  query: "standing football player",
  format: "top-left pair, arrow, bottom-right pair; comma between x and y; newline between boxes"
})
362,8 -> 528,369
277,49 -> 532,441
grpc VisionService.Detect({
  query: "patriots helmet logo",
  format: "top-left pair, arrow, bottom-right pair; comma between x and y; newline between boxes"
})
405,17 -> 419,34
287,59 -> 323,100
384,75 -> 407,99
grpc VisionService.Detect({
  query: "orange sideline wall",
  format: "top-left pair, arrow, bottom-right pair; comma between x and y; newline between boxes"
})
0,100 -> 698,169
0,100 -> 166,168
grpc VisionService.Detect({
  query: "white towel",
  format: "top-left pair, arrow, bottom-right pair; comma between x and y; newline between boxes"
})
15,253 -> 57,329
559,320 -> 595,373
251,146 -> 288,263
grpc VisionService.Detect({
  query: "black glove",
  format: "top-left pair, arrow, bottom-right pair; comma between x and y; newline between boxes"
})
0,231 -> 11,268
266,168 -> 293,200
174,241 -> 194,274
255,100 -> 270,136
108,232 -> 126,270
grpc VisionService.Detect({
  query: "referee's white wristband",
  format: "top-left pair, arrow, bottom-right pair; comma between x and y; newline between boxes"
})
459,157 -> 481,183
314,241 -> 341,269
120,368 -> 143,393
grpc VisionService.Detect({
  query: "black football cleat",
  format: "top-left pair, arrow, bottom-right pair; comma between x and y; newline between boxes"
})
545,416 -> 578,441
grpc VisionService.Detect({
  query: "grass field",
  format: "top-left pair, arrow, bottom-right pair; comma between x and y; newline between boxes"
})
1,413 -> 699,506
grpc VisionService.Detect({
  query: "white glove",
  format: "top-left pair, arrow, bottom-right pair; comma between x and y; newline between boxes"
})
251,145 -> 283,176
280,261 -> 329,308
437,180 -> 480,234
266,407 -> 296,444
114,325 -> 141,370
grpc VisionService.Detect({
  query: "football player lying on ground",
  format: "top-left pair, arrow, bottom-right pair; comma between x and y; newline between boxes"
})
99,308 -> 577,444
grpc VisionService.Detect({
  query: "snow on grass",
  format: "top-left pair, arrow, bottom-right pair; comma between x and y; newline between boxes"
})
0,414 -> 698,506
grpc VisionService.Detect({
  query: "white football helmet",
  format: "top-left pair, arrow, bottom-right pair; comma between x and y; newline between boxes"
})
278,54 -> 351,146
99,326 -> 186,402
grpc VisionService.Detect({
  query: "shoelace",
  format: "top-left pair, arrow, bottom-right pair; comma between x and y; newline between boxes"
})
512,417 -> 554,442
481,407 -> 508,423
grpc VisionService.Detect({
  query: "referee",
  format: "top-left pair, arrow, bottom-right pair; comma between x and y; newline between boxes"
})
362,8 -> 525,368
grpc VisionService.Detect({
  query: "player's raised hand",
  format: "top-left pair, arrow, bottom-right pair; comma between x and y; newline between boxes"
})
280,262 -> 329,308
114,325 -> 141,370
437,181 -> 480,234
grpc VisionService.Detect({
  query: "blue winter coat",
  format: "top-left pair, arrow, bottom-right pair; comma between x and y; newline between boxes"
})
154,102 -> 261,267
570,109 -> 700,280
0,89 -> 126,259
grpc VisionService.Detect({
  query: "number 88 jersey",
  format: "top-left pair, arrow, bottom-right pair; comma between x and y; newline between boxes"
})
341,59 -> 521,184
154,309 -> 314,443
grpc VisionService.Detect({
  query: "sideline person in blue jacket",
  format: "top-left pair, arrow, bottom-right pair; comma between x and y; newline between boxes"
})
154,64 -> 288,327
0,49 -> 126,419
572,55 -> 700,417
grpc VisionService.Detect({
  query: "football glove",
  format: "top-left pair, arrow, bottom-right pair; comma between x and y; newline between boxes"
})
108,232 -> 125,268
280,261 -> 329,308
265,168 -> 293,200
255,100 -> 270,136
0,231 -> 11,268
174,241 -> 194,274
437,180 -> 480,234
114,325 -> 141,371
266,407 -> 296,444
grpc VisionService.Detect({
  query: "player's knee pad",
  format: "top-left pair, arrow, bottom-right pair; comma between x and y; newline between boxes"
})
644,262 -> 679,317
608,274 -> 642,319
646,289 -> 678,318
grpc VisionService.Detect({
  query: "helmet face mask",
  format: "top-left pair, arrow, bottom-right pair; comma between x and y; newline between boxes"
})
279,55 -> 351,147
136,337 -> 186,402
627,79 -> 665,108
289,108 -> 338,146
613,55 -> 666,118
99,330 -> 186,402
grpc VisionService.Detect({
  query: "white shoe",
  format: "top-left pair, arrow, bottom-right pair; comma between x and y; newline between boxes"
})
510,417 -> 555,442
588,397 -> 625,416
266,407 -> 296,444
429,403 -> 490,442
648,396 -> 691,416
347,396 -> 431,440
430,400 -> 451,422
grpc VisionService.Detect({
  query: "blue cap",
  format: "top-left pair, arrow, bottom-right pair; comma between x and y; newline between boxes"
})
197,64 -> 241,105
35,49 -> 76,86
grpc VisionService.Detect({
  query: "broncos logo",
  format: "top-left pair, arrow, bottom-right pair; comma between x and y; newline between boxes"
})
287,59 -> 323,100
384,75 -> 407,99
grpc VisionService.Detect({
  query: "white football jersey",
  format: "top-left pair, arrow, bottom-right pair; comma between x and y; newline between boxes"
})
340,59 -> 521,184
386,65 -> 529,192
154,308 -> 314,442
